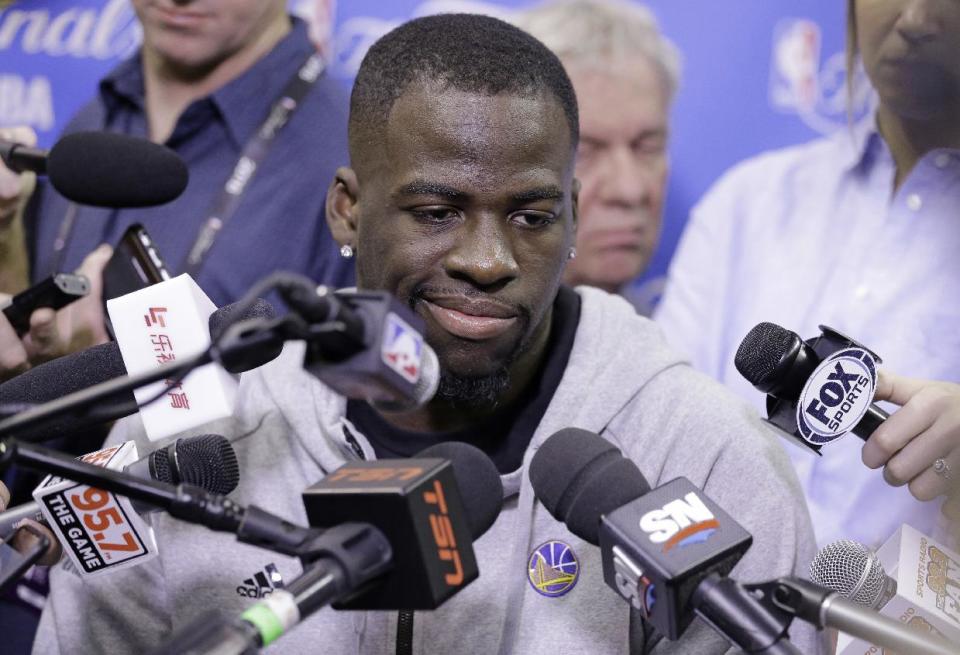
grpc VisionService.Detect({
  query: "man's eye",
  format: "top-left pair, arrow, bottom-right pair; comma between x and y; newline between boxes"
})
411,207 -> 459,223
510,212 -> 556,229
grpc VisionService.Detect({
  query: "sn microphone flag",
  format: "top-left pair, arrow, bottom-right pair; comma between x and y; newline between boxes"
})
107,274 -> 238,441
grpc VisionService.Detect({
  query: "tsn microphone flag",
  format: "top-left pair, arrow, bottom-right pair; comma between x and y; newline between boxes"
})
107,274 -> 238,441
32,441 -> 158,577
835,524 -> 960,653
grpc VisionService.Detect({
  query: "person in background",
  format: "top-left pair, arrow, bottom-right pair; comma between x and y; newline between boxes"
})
0,1 -> 353,651
0,0 -> 353,383
515,0 -> 680,315
656,0 -> 960,547
0,126 -> 35,295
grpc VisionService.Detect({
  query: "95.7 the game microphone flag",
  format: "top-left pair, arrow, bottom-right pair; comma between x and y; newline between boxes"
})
32,440 -> 157,577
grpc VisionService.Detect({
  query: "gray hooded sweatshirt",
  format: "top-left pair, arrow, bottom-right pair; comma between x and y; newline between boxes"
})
34,287 -> 823,654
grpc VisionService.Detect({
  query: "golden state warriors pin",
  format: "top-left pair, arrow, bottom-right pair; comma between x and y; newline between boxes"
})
527,540 -> 579,597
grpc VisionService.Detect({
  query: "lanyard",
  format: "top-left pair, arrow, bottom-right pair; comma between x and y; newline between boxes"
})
50,51 -> 326,278
183,52 -> 325,276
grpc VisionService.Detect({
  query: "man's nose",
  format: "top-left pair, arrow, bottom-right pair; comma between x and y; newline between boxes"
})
897,0 -> 940,45
599,146 -> 654,208
444,217 -> 519,289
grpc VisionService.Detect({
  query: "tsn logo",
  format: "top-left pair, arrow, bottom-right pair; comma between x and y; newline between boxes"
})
639,492 -> 720,553
423,479 -> 464,587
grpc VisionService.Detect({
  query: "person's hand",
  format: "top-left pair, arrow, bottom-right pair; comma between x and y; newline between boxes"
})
0,243 -> 113,381
0,480 -> 62,565
0,126 -> 38,229
862,370 -> 960,501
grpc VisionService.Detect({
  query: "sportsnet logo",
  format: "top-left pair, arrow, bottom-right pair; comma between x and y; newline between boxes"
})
236,563 -> 284,598
639,492 -> 720,553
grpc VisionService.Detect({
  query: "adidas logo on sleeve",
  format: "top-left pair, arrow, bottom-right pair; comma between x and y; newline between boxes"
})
236,563 -> 284,598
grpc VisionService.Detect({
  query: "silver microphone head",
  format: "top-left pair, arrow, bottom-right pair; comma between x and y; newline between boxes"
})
809,539 -> 896,610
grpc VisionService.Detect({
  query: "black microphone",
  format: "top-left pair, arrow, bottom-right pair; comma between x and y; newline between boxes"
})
302,440 -> 502,609
735,322 -> 888,453
0,434 -> 239,534
1,131 -> 188,208
0,298 -> 279,442
530,428 -> 799,654
275,274 -> 439,411
149,442 -> 504,655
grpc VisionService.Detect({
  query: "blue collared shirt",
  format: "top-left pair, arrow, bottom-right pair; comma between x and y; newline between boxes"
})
25,18 -> 354,306
656,113 -> 960,548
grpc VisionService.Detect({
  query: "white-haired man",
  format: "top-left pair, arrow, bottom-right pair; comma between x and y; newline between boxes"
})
516,0 -> 680,314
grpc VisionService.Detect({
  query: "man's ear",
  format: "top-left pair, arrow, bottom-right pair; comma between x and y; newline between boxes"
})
326,167 -> 360,247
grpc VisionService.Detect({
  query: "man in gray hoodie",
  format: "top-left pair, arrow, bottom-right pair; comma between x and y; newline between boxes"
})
34,14 -> 822,655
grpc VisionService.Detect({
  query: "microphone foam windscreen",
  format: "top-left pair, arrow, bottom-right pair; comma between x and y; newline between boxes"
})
529,427 -> 651,545
0,342 -> 134,441
734,322 -> 796,387
208,298 -> 282,372
0,342 -> 128,405
46,131 -> 188,208
809,539 -> 890,609
150,434 -> 239,495
208,297 -> 276,339
416,441 -> 503,539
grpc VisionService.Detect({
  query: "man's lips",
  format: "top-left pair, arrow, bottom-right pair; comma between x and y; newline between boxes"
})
152,5 -> 210,27
420,297 -> 518,341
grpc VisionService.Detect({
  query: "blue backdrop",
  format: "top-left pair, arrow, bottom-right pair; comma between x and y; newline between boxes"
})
0,0 -> 868,299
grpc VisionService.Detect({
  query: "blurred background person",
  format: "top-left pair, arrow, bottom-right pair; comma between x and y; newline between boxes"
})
0,125 -> 34,295
0,0 -> 352,384
516,0 -> 680,315
0,1 -> 353,651
656,0 -> 960,548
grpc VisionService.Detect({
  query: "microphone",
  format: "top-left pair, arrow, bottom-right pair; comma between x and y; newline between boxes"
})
150,441 -> 503,655
24,433 -> 240,578
809,540 -> 897,611
0,297 -> 278,442
0,434 -> 239,535
805,530 -> 960,652
302,440 -> 502,609
276,274 -> 439,411
529,428 -> 799,654
0,131 -> 188,208
770,577 -> 958,655
735,322 -> 888,453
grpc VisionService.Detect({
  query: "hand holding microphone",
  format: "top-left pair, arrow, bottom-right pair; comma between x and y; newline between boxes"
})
0,244 -> 113,382
0,478 -> 60,565
861,371 -> 960,503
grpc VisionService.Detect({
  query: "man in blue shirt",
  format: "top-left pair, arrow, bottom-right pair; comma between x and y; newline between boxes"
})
0,0 -> 353,377
0,2 -> 352,650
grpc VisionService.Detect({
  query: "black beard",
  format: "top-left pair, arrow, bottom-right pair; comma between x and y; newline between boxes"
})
435,367 -> 511,407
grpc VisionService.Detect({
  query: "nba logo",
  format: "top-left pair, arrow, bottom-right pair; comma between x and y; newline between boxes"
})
381,313 -> 423,383
769,19 -> 821,113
